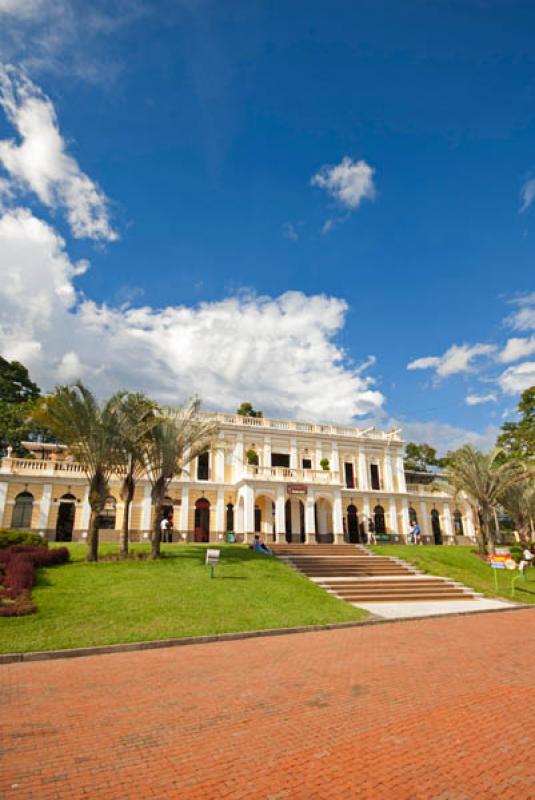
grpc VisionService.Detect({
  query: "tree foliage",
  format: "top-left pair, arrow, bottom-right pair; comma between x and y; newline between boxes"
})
497,386 -> 535,461
236,402 -> 263,418
404,442 -> 445,472
0,357 -> 48,455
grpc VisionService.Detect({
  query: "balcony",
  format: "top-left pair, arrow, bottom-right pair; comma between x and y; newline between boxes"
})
1,457 -> 86,476
244,465 -> 340,485
205,412 -> 402,442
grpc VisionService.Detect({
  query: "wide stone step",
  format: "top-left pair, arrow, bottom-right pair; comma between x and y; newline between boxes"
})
342,594 -> 475,602
321,580 -> 452,588
331,587 -> 471,596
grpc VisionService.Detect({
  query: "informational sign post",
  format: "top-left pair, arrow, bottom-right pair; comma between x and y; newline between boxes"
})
206,548 -> 220,579
489,552 -> 520,595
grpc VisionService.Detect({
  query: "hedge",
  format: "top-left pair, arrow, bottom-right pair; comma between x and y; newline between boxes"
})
0,530 -> 46,549
0,545 -> 69,617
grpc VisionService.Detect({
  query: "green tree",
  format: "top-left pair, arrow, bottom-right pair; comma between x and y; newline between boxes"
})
0,357 -> 46,455
497,386 -> 535,461
236,402 -> 263,418
444,445 -> 526,555
110,392 -> 158,558
31,383 -> 124,561
499,479 -> 535,546
143,400 -> 218,559
404,442 -> 444,472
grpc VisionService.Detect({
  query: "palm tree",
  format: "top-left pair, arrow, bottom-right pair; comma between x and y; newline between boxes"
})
445,445 -> 526,555
499,478 -> 535,545
110,392 -> 158,558
31,383 -> 124,561
143,399 -> 218,559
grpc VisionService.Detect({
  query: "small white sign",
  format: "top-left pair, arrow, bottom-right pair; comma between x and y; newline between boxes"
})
205,548 -> 220,566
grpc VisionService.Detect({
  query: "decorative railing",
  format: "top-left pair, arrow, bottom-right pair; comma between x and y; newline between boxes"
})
244,465 -> 340,485
206,412 -> 401,441
0,457 -> 86,475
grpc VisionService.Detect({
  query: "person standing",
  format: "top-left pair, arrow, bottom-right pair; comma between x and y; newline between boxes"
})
367,517 -> 376,545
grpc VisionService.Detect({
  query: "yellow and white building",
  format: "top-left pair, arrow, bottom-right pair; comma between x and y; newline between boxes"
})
0,411 -> 477,545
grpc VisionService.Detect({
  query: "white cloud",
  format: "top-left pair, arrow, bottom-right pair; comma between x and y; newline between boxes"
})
0,0 -> 46,18
520,177 -> 535,213
407,343 -> 496,378
282,222 -> 298,241
396,419 -> 499,455
465,393 -> 497,406
506,293 -> 535,332
498,361 -> 535,395
499,335 -> 535,363
311,157 -> 376,232
0,207 -> 384,422
0,65 -> 117,240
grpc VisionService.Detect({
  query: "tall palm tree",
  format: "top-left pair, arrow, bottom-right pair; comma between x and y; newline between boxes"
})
143,399 -> 218,559
499,478 -> 535,545
445,445 -> 526,555
109,392 -> 158,558
31,383 -> 124,561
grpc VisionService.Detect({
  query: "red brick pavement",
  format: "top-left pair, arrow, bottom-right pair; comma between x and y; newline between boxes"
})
1,609 -> 535,799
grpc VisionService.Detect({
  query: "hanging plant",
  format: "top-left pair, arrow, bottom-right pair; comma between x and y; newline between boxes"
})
246,449 -> 259,466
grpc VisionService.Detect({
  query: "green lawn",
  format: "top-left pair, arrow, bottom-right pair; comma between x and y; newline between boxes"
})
0,543 -> 367,654
370,544 -> 535,603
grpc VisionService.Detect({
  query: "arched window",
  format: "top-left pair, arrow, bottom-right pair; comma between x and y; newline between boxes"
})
226,503 -> 234,532
11,491 -> 34,529
453,509 -> 464,536
374,505 -> 386,534
98,496 -> 116,529
409,507 -> 418,524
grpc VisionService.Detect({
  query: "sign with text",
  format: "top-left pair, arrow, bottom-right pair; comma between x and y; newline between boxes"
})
287,485 -> 307,495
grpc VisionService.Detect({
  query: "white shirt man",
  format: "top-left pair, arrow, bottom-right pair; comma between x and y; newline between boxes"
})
160,517 -> 171,542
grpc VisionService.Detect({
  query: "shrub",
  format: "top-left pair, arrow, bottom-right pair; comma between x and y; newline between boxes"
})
0,530 -> 46,549
246,449 -> 259,466
320,457 -> 330,471
0,545 -> 69,616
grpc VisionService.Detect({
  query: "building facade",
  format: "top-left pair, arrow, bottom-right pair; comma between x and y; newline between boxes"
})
0,411 -> 477,545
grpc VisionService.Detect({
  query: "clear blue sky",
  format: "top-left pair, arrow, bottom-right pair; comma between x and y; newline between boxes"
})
0,0 -> 534,451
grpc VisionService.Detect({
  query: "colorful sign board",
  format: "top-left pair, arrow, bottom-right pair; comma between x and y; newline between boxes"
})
287,485 -> 307,495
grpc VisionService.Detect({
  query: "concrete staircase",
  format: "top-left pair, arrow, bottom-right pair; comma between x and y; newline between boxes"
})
271,543 -> 477,604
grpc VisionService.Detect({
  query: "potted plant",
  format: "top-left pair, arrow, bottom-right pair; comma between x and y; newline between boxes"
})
320,457 -> 330,471
246,449 -> 259,466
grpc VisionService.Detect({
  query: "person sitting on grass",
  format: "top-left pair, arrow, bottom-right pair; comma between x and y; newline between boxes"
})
252,534 -> 272,555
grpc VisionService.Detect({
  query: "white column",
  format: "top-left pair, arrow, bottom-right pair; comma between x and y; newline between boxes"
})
275,485 -> 286,539
389,498 -> 399,534
264,436 -> 271,468
331,444 -> 340,474
400,497 -> 410,541
216,437 -> 225,482
305,490 -> 315,544
333,489 -> 343,543
290,438 -> 298,469
38,483 -> 52,532
216,488 -> 225,538
395,451 -> 407,493
419,501 -> 430,539
357,447 -> 368,492
383,452 -> 394,492
243,484 -> 255,540
0,481 -> 8,527
315,440 -> 323,470
234,434 -> 244,480
140,483 -> 152,531
464,506 -> 476,541
81,486 -> 91,530
179,485 -> 189,536
443,504 -> 454,540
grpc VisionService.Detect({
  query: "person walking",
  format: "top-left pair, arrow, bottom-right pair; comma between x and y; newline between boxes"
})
367,517 -> 376,545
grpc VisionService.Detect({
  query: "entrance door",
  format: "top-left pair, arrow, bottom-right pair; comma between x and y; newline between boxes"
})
347,504 -> 359,543
344,463 -> 355,488
194,498 -> 210,542
431,509 -> 442,545
285,499 -> 292,543
56,500 -> 75,542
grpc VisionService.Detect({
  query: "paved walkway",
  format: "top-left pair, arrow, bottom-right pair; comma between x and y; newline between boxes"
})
2,609 -> 535,799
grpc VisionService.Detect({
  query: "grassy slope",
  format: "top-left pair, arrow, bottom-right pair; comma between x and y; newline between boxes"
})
370,545 -> 535,604
0,543 -> 366,654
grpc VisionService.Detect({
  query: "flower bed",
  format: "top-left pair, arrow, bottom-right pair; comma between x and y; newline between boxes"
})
0,545 -> 70,617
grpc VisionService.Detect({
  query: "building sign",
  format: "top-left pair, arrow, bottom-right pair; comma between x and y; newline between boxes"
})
287,485 -> 307,495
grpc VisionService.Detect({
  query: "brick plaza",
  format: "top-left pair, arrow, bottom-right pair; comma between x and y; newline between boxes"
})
1,609 -> 534,799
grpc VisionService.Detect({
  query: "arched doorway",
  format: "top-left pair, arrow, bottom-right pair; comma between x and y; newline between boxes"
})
374,505 -> 386,535
194,498 -> 210,542
453,509 -> 464,536
431,509 -> 442,544
254,504 -> 261,533
11,491 -> 34,529
226,503 -> 234,532
285,498 -> 305,543
409,507 -> 418,525
347,504 -> 359,543
56,493 -> 76,542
